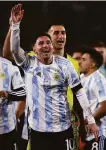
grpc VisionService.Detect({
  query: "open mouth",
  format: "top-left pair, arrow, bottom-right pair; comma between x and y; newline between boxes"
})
57,40 -> 64,44
43,51 -> 50,53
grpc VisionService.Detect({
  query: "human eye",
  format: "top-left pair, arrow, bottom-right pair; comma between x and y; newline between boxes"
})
61,31 -> 66,35
38,41 -> 43,45
47,40 -> 51,44
53,31 -> 59,35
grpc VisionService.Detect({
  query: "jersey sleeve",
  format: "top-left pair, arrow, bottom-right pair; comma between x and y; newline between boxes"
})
8,65 -> 26,101
11,65 -> 25,89
93,76 -> 106,102
10,22 -> 28,66
66,61 -> 81,89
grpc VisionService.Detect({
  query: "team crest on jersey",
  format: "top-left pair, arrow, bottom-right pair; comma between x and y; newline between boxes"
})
53,73 -> 60,81
0,71 -> 6,79
36,72 -> 41,77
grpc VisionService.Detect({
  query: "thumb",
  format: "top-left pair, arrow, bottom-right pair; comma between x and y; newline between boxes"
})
87,126 -> 90,137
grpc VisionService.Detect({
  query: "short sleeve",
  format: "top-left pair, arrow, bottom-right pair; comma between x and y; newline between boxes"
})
11,65 -> 25,89
93,76 -> 106,102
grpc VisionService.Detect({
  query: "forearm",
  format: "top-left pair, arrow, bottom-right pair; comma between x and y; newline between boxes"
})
75,88 -> 95,124
10,22 -> 26,66
3,27 -> 14,60
93,102 -> 106,121
16,101 -> 25,120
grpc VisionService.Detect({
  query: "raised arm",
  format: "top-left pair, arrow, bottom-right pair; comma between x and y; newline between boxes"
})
10,4 -> 26,66
3,26 -> 14,60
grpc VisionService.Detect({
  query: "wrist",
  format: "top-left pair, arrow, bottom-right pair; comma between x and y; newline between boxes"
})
10,22 -> 20,30
84,107 -> 96,124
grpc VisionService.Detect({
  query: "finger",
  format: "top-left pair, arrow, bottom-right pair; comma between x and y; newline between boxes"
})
15,4 -> 22,15
11,8 -> 15,21
94,132 -> 98,141
87,126 -> 90,137
16,4 -> 21,13
18,4 -> 22,11
21,10 -> 24,17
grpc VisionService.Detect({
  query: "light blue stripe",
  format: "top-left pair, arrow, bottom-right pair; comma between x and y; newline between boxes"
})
99,136 -> 105,150
32,67 -> 40,130
2,63 -> 9,90
2,105 -> 9,132
2,63 -> 10,132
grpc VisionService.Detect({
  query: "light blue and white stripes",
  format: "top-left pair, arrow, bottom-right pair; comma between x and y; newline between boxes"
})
0,57 -> 25,134
81,70 -> 106,141
24,55 -> 81,132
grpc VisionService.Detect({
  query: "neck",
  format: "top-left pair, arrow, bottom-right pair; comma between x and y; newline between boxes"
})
53,48 -> 64,57
84,69 -> 97,77
38,56 -> 53,65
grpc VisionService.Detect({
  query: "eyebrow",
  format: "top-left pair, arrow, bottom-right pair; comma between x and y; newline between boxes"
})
53,30 -> 66,32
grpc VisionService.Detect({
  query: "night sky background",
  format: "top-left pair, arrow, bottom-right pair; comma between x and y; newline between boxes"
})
0,1 -> 106,54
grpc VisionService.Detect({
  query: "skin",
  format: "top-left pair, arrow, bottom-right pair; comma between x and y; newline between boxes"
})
3,4 -> 24,60
80,53 -> 96,76
16,101 -> 25,120
48,25 -> 66,56
0,91 -> 8,98
72,52 -> 83,67
33,36 -> 53,65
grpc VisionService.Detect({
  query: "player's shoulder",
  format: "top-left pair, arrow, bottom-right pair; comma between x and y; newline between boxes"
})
0,57 -> 12,64
54,55 -> 71,65
27,51 -> 37,61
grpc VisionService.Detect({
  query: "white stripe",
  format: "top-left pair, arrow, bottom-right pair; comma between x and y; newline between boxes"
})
38,81 -> 46,131
10,89 -> 26,96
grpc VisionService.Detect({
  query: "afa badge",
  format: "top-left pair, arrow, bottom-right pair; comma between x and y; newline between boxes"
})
0,72 -> 6,79
53,73 -> 60,81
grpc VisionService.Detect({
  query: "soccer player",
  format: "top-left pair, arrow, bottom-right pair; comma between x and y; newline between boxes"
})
10,4 -> 98,150
0,48 -> 26,150
47,25 -> 86,149
80,47 -> 106,150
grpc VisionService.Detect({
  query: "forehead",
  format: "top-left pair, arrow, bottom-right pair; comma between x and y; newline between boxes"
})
50,25 -> 65,32
36,36 -> 51,42
73,52 -> 82,57
82,53 -> 91,59
94,47 -> 105,53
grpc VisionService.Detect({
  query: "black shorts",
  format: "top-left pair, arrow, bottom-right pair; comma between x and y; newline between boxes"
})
84,136 -> 106,150
0,129 -> 17,150
30,126 -> 74,150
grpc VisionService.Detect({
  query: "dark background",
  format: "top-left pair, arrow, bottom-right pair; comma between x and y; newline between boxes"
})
0,1 -> 106,53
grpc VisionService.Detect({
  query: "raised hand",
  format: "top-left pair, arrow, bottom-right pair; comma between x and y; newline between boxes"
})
11,4 -> 24,24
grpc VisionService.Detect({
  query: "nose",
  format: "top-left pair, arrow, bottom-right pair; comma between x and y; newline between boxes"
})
58,32 -> 63,38
78,59 -> 83,66
43,42 -> 48,48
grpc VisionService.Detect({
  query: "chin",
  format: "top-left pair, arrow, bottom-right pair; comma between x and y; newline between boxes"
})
56,47 -> 64,50
43,55 -> 50,59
